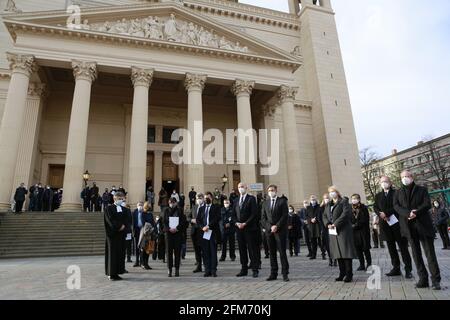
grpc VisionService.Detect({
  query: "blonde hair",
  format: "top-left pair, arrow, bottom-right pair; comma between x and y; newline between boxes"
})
327,185 -> 342,199
143,201 -> 151,212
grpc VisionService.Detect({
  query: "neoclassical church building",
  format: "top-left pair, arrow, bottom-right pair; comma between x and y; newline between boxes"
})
0,0 -> 364,212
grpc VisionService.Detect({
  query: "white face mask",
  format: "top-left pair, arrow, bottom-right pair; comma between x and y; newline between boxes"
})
268,191 -> 276,199
169,203 -> 176,209
402,177 -> 413,186
329,192 -> 338,199
115,199 -> 124,206
381,182 -> 390,190
137,206 -> 144,211
324,198 -> 330,204
289,209 -> 294,213
196,199 -> 203,206
238,187 -> 246,195
434,202 -> 440,208
311,200 -> 317,206
224,203 -> 230,209
351,199 -> 359,205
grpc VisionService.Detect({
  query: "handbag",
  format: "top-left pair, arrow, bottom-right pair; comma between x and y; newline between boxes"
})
145,239 -> 156,255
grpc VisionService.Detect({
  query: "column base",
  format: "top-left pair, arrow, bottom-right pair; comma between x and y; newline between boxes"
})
58,203 -> 83,212
0,202 -> 12,212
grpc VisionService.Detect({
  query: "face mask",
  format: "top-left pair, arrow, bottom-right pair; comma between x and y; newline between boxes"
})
402,177 -> 412,186
311,200 -> 317,206
329,192 -> 338,199
381,182 -> 390,190
303,203 -> 308,208
205,198 -> 212,205
47,187 -> 50,190
351,199 -> 359,205
268,191 -> 276,199
224,204 -> 230,209
115,200 -> 124,206
238,188 -> 246,195
196,199 -> 203,206
137,206 -> 144,211
324,199 -> 330,204
289,209 -> 294,213
434,202 -> 440,208
169,203 -> 176,209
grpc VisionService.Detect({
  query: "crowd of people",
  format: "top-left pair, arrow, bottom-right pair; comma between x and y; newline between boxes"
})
13,183 -> 63,213
104,170 -> 448,290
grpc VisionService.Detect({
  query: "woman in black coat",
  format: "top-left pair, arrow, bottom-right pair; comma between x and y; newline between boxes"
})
350,194 -> 372,271
306,196 -> 321,260
322,186 -> 357,283
287,205 -> 302,256
431,199 -> 450,250
162,197 -> 187,277
319,193 -> 333,266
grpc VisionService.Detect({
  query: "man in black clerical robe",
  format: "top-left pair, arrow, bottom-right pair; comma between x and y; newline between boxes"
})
104,192 -> 130,281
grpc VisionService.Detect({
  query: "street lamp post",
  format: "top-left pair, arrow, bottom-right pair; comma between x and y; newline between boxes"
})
83,170 -> 90,188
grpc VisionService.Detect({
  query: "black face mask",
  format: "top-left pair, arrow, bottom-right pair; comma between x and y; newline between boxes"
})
205,198 -> 212,205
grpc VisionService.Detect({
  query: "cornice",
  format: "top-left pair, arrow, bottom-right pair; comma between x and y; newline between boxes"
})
4,21 -> 301,70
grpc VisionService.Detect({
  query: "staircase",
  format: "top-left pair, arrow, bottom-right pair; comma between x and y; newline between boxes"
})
0,212 -> 105,259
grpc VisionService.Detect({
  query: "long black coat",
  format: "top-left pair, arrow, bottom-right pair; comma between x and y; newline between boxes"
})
261,197 -> 289,236
14,187 -> 28,202
322,198 -> 357,259
197,204 -> 221,242
104,205 -> 130,276
393,183 -> 433,239
373,188 -> 400,242
162,206 -> 187,241
351,204 -> 371,250
306,204 -> 321,238
232,194 -> 259,232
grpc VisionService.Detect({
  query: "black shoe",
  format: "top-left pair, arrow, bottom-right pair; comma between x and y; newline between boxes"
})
333,260 -> 338,267
405,271 -> 413,279
386,269 -> 401,277
236,271 -> 248,277
415,281 -> 429,289
264,255 -> 269,259
283,275 -> 290,282
373,246 -> 379,249
266,275 -> 277,281
335,276 -> 344,282
309,256 -> 316,260
252,271 -> 259,278
143,265 -> 152,270
126,259 -> 132,263
357,266 -> 365,271
290,253 -> 293,257
219,257 -> 225,262
133,263 -> 139,268
322,255 -> 327,260
381,246 -> 385,249
123,269 -> 129,274
212,272 -> 217,278
307,253 -> 312,258
204,272 -> 212,277
295,253 -> 299,257
231,257 -> 236,262
329,259 -> 333,267
110,275 -> 123,281
344,276 -> 353,283
193,268 -> 202,273
432,283 -> 441,290
175,269 -> 180,277
168,270 -> 172,278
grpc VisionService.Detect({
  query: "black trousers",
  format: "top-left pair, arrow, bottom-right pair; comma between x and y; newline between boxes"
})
221,232 -> 236,259
125,239 -> 132,260
268,232 -> 289,276
133,236 -> 140,265
437,224 -> 450,249
408,224 -> 441,284
262,232 -> 270,257
303,226 -> 312,254
288,237 -> 300,255
166,233 -> 182,270
236,229 -> 258,272
320,229 -> 330,258
255,228 -> 262,267
191,229 -> 203,266
385,224 -> 412,272
311,237 -> 319,258
337,258 -> 353,278
15,200 -> 24,213
202,237 -> 218,274
355,245 -> 372,268
140,249 -> 149,267
152,235 -> 166,261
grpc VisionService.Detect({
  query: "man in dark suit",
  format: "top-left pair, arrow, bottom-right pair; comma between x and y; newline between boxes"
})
261,185 -> 290,282
374,176 -> 412,278
13,183 -> 28,213
197,192 -> 221,277
394,170 -> 441,290
188,193 -> 204,273
232,182 -> 259,278
188,187 -> 197,209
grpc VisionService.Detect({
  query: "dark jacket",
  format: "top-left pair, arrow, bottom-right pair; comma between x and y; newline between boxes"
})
162,206 -> 187,235
232,194 -> 259,231
432,207 -> 449,226
197,204 -> 221,241
188,204 -> 203,235
261,197 -> 289,235
393,182 -> 433,239
104,204 -> 131,238
351,203 -> 371,250
132,209 -> 154,237
221,206 -> 236,235
373,188 -> 400,242
287,213 -> 302,239
306,204 -> 321,238
322,197 -> 357,259
14,187 -> 28,202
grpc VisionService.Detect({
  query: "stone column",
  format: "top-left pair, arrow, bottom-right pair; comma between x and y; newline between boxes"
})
59,61 -> 97,212
153,150 -> 163,214
0,53 -> 37,211
278,85 -> 304,207
11,83 -> 47,204
128,67 -> 154,206
232,79 -> 257,186
184,73 -> 206,195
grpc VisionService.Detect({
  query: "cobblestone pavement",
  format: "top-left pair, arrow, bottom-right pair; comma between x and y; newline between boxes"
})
0,242 -> 449,300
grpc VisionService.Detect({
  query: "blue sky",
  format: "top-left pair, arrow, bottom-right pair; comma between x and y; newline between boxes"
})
241,0 -> 450,157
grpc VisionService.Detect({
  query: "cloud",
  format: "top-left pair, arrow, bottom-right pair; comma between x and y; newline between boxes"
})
241,0 -> 450,156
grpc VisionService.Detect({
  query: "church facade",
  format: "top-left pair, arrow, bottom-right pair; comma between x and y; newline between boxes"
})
0,0 -> 364,212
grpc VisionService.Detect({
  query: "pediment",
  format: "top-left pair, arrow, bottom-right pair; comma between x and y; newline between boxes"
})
2,2 -> 301,69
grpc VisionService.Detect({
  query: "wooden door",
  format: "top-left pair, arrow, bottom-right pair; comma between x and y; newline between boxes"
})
48,165 -> 65,189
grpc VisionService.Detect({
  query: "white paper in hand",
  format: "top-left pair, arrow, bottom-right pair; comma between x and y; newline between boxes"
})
203,230 -> 212,240
126,233 -> 132,240
387,215 -> 399,227
169,217 -> 179,229
329,228 -> 338,236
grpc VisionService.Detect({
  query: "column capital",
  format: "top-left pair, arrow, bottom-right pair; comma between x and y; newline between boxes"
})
131,66 -> 154,88
6,52 -> 37,77
277,85 -> 299,104
231,79 -> 255,97
184,73 -> 207,92
27,82 -> 47,98
72,60 -> 97,83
